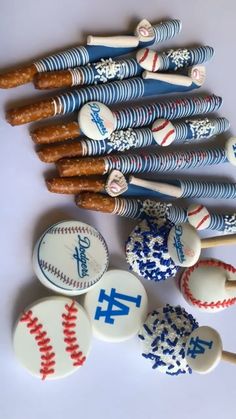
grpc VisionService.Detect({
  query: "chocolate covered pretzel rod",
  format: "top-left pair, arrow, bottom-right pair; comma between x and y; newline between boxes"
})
75,193 -> 236,233
0,19 -> 181,88
6,66 -> 205,125
34,46 -> 213,90
38,116 -> 229,162
56,137 -> 236,177
31,94 -> 223,144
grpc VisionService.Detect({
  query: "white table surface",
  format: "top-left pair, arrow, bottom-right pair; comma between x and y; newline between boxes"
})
1,1 -> 236,418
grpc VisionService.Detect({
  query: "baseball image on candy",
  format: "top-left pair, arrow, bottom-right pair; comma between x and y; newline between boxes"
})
84,270 -> 148,342
13,297 -> 92,380
180,259 -> 236,312
151,118 -> 176,146
187,204 -> 211,230
136,48 -> 160,72
33,220 -> 109,295
78,101 -> 115,140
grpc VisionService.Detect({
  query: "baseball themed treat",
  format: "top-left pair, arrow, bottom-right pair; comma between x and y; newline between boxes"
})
187,203 -> 236,231
6,65 -> 206,126
34,45 -> 213,90
33,220 -> 109,295
138,304 -> 199,375
31,94 -> 223,144
0,19 -> 181,88
185,326 -> 236,374
105,170 -> 236,200
126,217 -> 179,281
37,116 -> 229,163
56,137 -> 236,177
84,270 -> 148,342
13,296 -> 92,380
180,259 -> 236,312
168,223 -> 236,268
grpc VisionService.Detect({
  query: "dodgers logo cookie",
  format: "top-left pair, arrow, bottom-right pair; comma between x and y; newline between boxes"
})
78,101 -> 115,140
33,220 -> 109,295
13,297 -> 92,380
84,270 -> 148,342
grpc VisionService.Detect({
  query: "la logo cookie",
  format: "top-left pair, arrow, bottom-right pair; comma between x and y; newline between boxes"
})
13,297 -> 92,380
84,270 -> 148,342
33,220 -> 109,295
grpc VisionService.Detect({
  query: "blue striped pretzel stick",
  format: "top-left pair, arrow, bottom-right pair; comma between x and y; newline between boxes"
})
38,116 -> 230,163
104,171 -> 236,200
56,138 -> 236,177
34,46 -> 214,90
31,94 -> 223,144
75,193 -> 236,233
0,19 -> 181,88
7,66 -> 207,125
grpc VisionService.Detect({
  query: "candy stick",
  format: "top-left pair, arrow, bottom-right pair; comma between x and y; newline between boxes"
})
185,326 -> 236,373
6,66 -> 205,126
0,19 -> 181,88
180,259 -> 236,312
168,223 -> 236,268
46,176 -> 105,194
187,203 -> 236,232
31,94 -> 223,144
37,116 -> 229,162
34,46 -> 214,90
56,137 -> 236,177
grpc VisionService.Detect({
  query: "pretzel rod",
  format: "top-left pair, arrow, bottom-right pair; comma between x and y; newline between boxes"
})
56,140 -> 236,177
0,19 -> 181,88
37,117 -> 229,162
31,94 -> 223,144
46,176 -> 105,194
6,67 -> 205,125
75,192 -> 187,222
34,46 -> 213,90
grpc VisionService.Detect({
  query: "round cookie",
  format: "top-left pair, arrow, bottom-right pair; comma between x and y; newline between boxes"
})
151,119 -> 176,146
168,223 -> 201,267
187,204 -> 211,230
136,48 -> 160,72
225,137 -> 236,166
84,269 -> 148,342
138,304 -> 199,375
126,217 -> 179,281
180,259 -> 236,312
13,296 -> 92,380
186,326 -> 223,374
33,220 -> 109,295
78,101 -> 115,140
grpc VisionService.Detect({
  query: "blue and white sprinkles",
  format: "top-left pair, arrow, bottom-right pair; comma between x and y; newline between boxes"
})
126,217 -> 178,281
138,305 -> 199,375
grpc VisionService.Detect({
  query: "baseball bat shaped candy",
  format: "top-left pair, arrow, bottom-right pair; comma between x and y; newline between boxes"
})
34,45 -> 214,90
6,66 -> 206,126
180,258 -> 236,313
104,169 -> 236,200
37,116 -> 229,162
0,19 -> 181,88
139,306 -> 236,375
56,137 -> 236,177
31,94 -> 223,144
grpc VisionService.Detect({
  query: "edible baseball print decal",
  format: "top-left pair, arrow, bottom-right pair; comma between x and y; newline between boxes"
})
84,270 -> 148,342
13,297 -> 92,380
33,220 -> 109,295
78,101 -> 115,140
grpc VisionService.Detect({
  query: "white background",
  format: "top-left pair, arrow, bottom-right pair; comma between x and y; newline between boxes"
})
0,1 -> 236,418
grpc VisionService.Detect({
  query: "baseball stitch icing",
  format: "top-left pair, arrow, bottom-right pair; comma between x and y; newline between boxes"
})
20,310 -> 56,380
181,259 -> 236,309
62,301 -> 86,366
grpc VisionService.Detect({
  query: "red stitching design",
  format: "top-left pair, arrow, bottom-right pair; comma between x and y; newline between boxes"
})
39,259 -> 84,289
62,301 -> 86,367
181,259 -> 236,309
20,310 -> 55,380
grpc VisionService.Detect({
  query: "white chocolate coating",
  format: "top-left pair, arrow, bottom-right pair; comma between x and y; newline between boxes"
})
168,223 -> 201,267
136,48 -> 160,71
187,204 -> 211,230
78,101 -> 115,140
152,118 -> 176,146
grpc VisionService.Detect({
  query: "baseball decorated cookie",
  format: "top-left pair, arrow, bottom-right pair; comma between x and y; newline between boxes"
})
13,296 -> 92,380
151,119 -> 176,146
33,220 -> 109,295
180,259 -> 236,312
78,101 -> 115,140
84,269 -> 148,342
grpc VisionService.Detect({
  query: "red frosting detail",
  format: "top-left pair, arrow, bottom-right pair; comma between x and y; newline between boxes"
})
62,301 -> 86,367
20,310 -> 56,380
181,259 -> 236,310
138,48 -> 149,64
